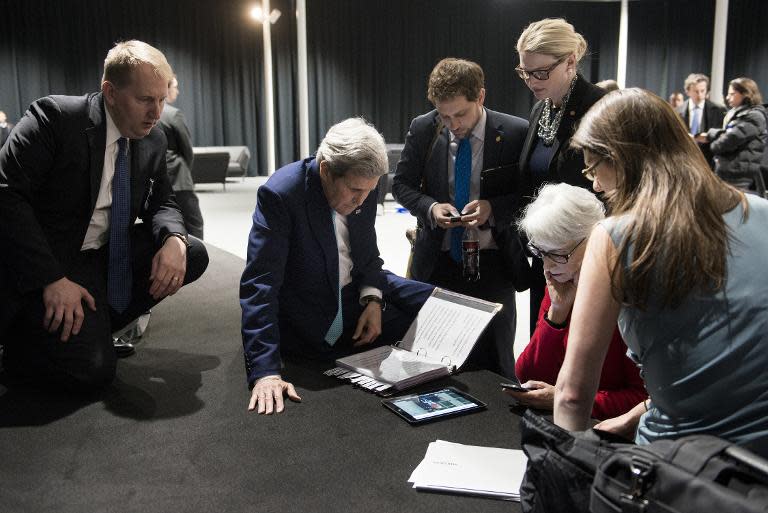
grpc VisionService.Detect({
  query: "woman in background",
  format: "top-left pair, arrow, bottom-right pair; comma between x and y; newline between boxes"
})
508,183 -> 646,420
555,88 -> 768,456
696,77 -> 767,192
515,18 -> 606,334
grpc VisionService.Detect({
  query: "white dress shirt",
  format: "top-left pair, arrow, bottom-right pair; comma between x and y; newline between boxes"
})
81,107 -> 126,250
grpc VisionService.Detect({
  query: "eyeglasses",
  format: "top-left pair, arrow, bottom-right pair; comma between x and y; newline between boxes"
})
527,238 -> 586,264
515,57 -> 566,81
581,159 -> 603,181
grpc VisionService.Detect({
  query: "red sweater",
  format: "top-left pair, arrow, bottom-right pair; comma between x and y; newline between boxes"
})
515,289 -> 647,420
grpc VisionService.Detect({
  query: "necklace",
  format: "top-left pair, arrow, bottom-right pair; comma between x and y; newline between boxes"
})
537,76 -> 578,146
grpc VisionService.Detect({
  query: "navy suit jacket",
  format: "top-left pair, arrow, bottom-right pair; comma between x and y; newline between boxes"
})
0,93 -> 184,299
391,108 -> 528,281
240,158 -> 384,385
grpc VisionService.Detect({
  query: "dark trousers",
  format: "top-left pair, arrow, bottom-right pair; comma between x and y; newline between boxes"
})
282,271 -> 435,362
175,190 -> 204,240
427,250 -> 517,379
0,224 -> 209,390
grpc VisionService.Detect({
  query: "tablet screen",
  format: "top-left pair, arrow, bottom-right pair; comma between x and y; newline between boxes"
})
383,387 -> 485,423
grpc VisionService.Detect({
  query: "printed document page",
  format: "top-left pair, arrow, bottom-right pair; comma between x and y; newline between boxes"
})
398,288 -> 500,368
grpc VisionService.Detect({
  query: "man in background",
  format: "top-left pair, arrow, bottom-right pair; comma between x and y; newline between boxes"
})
159,75 -> 204,239
678,73 -> 726,169
392,58 -> 529,379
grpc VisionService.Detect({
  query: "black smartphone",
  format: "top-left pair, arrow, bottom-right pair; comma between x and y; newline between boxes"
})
500,381 -> 529,393
449,215 -> 463,223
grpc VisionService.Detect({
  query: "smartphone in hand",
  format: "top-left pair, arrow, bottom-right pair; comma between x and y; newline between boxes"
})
449,215 -> 463,223
501,381 -> 529,393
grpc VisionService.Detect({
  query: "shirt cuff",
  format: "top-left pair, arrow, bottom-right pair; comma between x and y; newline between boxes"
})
359,287 -> 382,301
427,202 -> 438,229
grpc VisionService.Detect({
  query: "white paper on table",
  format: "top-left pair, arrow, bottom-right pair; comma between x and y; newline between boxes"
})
408,440 -> 527,500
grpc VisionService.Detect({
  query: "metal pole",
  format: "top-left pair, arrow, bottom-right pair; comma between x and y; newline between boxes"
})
710,0 -> 729,104
263,0 -> 276,174
296,0 -> 310,159
616,0 -> 628,88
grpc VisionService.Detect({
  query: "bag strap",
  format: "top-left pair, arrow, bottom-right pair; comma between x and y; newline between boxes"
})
665,435 -> 732,475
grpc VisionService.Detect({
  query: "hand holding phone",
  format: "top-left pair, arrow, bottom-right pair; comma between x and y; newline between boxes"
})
500,381 -> 529,393
449,215 -> 463,223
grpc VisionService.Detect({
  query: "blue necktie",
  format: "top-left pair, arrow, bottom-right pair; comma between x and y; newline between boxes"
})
108,137 -> 132,313
324,210 -> 343,346
450,137 -> 471,262
691,106 -> 701,135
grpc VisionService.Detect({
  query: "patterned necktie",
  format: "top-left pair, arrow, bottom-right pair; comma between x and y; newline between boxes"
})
691,105 -> 701,135
324,210 -> 343,345
108,137 -> 132,313
450,137 -> 471,262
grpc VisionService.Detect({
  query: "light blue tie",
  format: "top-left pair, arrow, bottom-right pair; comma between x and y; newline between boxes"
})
691,105 -> 701,134
450,137 -> 471,262
108,137 -> 132,313
324,210 -> 343,345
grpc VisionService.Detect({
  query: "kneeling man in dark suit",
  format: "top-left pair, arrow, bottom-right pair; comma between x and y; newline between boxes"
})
0,40 -> 209,390
240,117 -> 434,414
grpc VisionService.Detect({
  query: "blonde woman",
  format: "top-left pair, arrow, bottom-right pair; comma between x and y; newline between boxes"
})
515,18 -> 606,332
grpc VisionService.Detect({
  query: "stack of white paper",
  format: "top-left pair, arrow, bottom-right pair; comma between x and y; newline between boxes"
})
407,440 -> 527,501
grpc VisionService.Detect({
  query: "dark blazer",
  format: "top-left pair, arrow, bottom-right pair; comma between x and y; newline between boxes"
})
392,108 -> 529,282
678,98 -> 727,168
0,93 -> 185,297
519,74 -> 606,201
159,104 -> 195,191
239,158 -> 384,384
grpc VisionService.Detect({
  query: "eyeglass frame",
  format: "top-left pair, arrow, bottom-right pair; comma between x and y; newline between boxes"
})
527,238 -> 586,264
515,56 -> 567,81
581,158 -> 603,181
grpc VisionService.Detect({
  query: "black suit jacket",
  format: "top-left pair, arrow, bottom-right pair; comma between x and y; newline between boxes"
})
0,93 -> 185,298
392,108 -> 529,282
679,99 -> 727,168
159,104 -> 195,191
519,74 -> 606,203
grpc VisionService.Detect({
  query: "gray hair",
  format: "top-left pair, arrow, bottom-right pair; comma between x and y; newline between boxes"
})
518,183 -> 605,248
315,117 -> 388,179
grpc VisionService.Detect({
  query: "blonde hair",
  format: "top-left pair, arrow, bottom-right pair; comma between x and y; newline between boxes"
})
683,73 -> 709,92
571,88 -> 744,308
102,40 -> 173,88
516,18 -> 588,62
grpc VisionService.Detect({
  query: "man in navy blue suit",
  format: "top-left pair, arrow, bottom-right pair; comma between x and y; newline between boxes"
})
240,118 -> 434,414
392,58 -> 530,379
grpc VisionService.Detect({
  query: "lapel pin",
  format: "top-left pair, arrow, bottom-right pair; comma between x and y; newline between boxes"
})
355,209 -> 361,215
495,135 -> 501,143
570,110 -> 576,116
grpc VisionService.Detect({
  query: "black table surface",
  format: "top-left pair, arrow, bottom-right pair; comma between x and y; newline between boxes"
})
261,359 -> 525,513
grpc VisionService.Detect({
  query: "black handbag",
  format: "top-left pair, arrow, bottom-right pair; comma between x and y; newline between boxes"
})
591,435 -> 768,513
519,410 -> 631,513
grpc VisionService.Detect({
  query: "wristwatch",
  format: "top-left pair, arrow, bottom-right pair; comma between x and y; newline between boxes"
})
360,295 -> 385,310
164,232 -> 191,248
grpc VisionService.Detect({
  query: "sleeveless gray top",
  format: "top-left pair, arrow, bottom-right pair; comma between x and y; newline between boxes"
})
601,194 -> 768,456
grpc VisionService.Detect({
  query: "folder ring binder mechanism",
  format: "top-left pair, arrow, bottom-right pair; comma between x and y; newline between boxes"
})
324,288 -> 502,395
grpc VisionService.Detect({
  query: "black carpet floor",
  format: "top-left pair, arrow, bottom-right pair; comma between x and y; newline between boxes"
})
0,245 -> 523,513
0,245 -> 256,512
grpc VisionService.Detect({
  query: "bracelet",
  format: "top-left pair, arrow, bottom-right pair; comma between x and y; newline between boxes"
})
543,311 -> 568,330
644,400 -> 650,411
